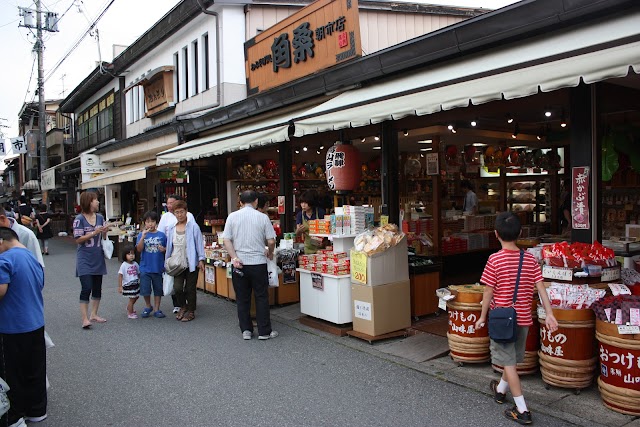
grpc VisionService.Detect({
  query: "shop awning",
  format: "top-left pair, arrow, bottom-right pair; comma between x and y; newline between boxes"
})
42,156 -> 80,174
294,11 -> 640,136
156,110 -> 302,166
80,160 -> 156,189
22,180 -> 40,191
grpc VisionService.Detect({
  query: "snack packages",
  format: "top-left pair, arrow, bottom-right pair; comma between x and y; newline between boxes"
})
353,224 -> 405,256
545,282 -> 606,309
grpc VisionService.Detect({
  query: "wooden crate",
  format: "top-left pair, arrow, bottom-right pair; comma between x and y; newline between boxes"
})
276,273 -> 300,304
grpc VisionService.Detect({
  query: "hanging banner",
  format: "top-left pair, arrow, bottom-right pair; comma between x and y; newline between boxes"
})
571,166 -> 590,230
26,130 -> 39,157
10,137 -> 26,154
0,139 -> 6,156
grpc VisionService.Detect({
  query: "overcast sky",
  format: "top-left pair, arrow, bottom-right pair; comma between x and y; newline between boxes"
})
0,0 -> 518,139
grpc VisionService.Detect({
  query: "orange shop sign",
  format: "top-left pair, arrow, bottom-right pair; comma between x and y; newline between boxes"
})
244,0 -> 361,95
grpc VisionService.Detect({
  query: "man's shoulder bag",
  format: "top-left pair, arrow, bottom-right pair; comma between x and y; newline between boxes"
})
488,250 -> 524,344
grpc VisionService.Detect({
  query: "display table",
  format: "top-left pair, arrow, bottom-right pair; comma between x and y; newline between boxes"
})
310,233 -> 356,253
298,269 -> 352,324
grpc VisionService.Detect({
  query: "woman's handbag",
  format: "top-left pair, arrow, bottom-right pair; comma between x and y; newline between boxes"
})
102,238 -> 114,259
488,250 -> 524,343
165,247 -> 188,277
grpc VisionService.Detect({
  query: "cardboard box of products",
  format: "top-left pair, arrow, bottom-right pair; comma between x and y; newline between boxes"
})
350,239 -> 409,286
351,279 -> 411,336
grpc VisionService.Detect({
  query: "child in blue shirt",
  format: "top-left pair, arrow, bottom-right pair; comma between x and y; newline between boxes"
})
118,245 -> 140,319
136,211 -> 167,318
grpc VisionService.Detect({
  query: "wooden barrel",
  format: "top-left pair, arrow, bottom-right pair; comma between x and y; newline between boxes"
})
447,293 -> 489,363
595,320 -> 640,415
538,308 -> 596,389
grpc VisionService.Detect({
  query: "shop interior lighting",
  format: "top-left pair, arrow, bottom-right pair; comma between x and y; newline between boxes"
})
506,114 -> 514,124
470,118 -> 478,127
511,122 -> 520,139
536,126 -> 544,140
316,150 -> 321,155
544,109 -> 552,118
560,110 -> 567,128
420,154 -> 425,158
420,147 -> 433,151
361,137 -> 366,143
374,134 -> 380,141
303,146 -> 308,151
472,143 -> 487,147
319,145 -> 324,150
403,129 -> 409,137
417,139 -> 432,144
295,149 -> 300,154
373,146 -> 381,150
447,124 -> 457,133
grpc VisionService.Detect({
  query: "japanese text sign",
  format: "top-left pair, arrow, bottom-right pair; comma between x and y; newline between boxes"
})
350,250 -> 367,284
0,139 -> 5,156
311,272 -> 324,290
244,0 -> 361,95
142,67 -> 174,116
10,137 -> 26,154
572,166 -> 590,230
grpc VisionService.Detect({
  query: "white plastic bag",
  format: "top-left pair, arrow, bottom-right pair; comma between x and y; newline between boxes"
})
267,258 -> 279,288
162,273 -> 175,296
0,376 -> 10,417
102,238 -> 114,259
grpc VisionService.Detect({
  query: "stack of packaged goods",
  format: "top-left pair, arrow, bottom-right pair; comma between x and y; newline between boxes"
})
298,250 -> 351,276
308,219 -> 330,235
542,283 -> 607,311
342,205 -> 374,234
542,241 -> 616,268
327,214 -> 351,236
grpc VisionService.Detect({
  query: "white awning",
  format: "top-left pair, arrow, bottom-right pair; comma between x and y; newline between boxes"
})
22,180 -> 40,191
156,110 -> 301,166
294,11 -> 640,137
81,160 -> 156,189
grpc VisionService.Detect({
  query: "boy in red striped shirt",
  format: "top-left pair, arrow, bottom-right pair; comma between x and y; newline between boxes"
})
475,212 -> 558,425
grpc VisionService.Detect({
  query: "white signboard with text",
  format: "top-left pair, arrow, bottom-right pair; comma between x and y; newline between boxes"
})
41,169 -> 55,191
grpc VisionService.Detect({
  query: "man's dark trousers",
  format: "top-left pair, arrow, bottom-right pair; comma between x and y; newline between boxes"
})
232,264 -> 272,336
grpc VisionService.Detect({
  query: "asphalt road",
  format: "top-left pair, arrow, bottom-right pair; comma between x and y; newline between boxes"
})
33,237 -> 575,427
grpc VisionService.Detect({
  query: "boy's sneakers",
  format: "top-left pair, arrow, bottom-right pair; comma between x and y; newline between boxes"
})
141,307 -> 153,318
153,310 -> 166,318
490,379 -> 507,404
242,330 -> 252,340
173,307 -> 180,314
258,331 -> 279,340
504,406 -> 532,425
127,311 -> 138,319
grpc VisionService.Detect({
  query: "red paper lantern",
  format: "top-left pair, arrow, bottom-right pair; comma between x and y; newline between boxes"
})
326,143 -> 361,193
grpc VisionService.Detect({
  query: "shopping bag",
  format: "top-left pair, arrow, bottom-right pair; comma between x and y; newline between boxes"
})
488,307 -> 518,343
267,258 -> 279,288
0,376 -> 10,417
102,238 -> 114,259
44,330 -> 55,349
162,273 -> 175,296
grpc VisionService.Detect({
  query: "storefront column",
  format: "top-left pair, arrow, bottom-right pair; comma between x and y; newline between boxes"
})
279,142 -> 294,231
381,122 -> 399,225
569,84 -> 599,243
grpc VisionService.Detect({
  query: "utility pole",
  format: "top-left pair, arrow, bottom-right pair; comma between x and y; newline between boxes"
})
36,0 -> 46,173
19,3 -> 58,175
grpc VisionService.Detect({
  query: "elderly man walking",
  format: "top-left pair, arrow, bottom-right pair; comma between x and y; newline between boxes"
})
223,190 -> 277,340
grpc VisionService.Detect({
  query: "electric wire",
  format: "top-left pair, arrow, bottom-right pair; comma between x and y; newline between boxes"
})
43,0 -> 115,83
21,53 -> 37,106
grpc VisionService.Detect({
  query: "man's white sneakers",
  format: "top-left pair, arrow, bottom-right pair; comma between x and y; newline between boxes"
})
258,331 -> 279,340
242,330 -> 252,340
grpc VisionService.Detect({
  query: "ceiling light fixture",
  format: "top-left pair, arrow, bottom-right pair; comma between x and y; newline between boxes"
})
420,148 -> 433,151
560,110 -> 567,128
470,118 -> 478,127
472,143 -> 487,147
316,150 -> 321,155
447,124 -> 457,133
373,146 -> 381,150
361,137 -> 366,143
295,150 -> 300,154
511,122 -> 520,139
544,109 -> 552,118
303,146 -> 308,151
403,129 -> 409,137
417,139 -> 432,144
506,114 -> 514,124
319,145 -> 324,150
374,134 -> 380,141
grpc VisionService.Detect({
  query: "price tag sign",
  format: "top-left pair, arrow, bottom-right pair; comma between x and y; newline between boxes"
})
617,325 -> 640,335
311,273 -> 324,291
602,267 -> 620,282
380,215 -> 389,227
542,265 -> 573,281
350,251 -> 367,284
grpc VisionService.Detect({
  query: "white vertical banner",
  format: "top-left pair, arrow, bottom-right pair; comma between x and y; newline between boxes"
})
10,137 -> 27,154
0,139 -> 6,157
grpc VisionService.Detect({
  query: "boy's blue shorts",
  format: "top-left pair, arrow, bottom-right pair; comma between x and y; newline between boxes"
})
140,272 -> 163,297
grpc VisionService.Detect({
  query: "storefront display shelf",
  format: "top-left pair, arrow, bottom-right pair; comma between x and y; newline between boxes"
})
309,233 -> 356,253
298,268 -> 352,325
296,268 -> 350,279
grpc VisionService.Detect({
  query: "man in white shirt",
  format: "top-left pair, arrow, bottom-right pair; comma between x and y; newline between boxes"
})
157,194 -> 194,313
0,207 -> 44,268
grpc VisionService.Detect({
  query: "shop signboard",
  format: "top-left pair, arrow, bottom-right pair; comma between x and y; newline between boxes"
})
426,153 -> 439,175
0,139 -> 5,157
80,152 -> 113,177
10,137 -> 26,154
571,166 -> 590,230
26,130 -> 39,157
354,300 -> 371,320
278,195 -> 285,215
244,0 -> 361,95
599,342 -> 640,388
350,250 -> 367,284
282,261 -> 297,284
142,66 -> 175,116
41,168 -> 55,191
